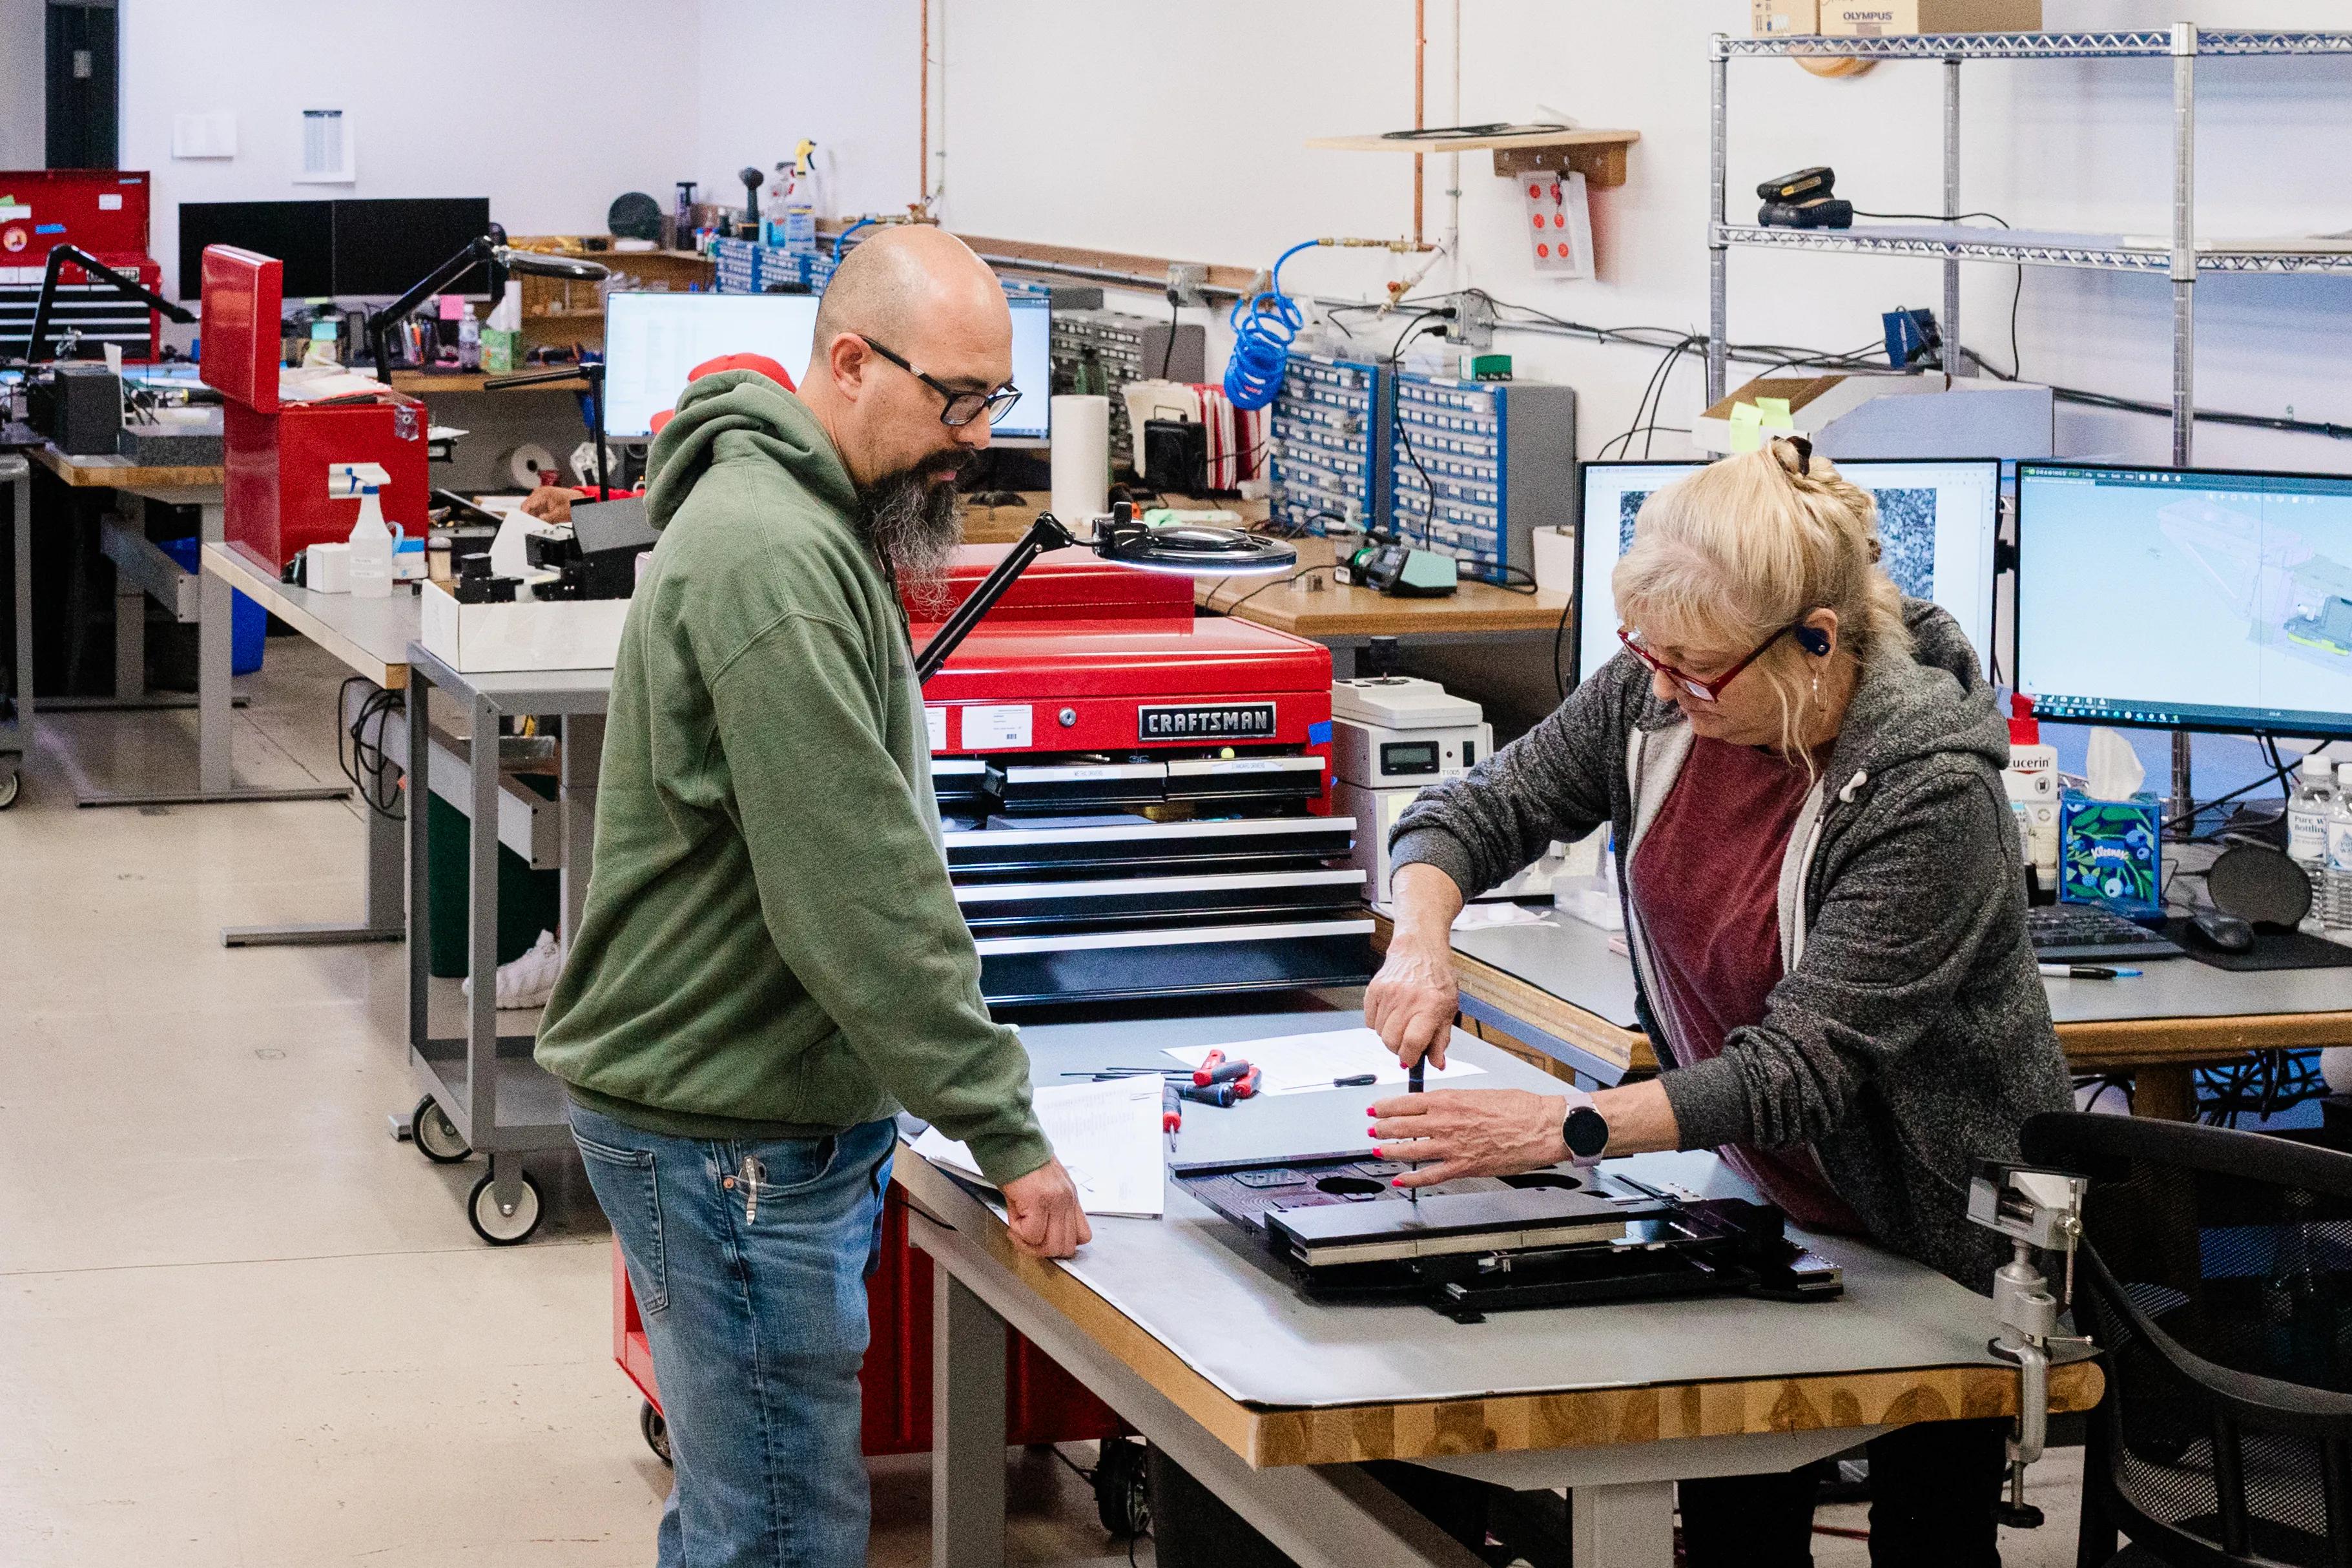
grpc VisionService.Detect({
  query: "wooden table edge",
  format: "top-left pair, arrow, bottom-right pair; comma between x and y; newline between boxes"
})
891,1148 -> 2102,1471
200,542 -> 409,690
30,444 -> 225,491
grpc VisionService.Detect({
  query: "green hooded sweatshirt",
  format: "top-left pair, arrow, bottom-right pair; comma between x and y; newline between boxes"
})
535,370 -> 1049,1186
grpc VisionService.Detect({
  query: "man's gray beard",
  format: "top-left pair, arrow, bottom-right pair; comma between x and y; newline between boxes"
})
858,467 -> 963,616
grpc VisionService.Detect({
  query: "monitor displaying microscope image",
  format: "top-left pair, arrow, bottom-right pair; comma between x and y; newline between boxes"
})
1574,458 -> 2001,687
2017,463 -> 2352,736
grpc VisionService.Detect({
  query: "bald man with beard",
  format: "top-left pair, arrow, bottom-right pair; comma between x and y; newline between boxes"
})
537,226 -> 1088,1568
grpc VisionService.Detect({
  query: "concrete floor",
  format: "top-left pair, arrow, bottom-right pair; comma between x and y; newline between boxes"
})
0,633 -> 2087,1567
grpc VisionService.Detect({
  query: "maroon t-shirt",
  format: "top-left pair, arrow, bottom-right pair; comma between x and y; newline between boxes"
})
1630,736 -> 1866,1234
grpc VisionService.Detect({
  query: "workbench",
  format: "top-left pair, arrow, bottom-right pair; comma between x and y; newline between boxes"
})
903,1010 -> 2101,1568
1198,535 -> 1570,679
30,444 -> 346,809
1430,907 -> 2352,1120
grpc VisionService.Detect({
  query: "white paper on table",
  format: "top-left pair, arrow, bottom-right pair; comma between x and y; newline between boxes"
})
909,1076 -> 1164,1218
1162,1027 -> 1488,1097
1450,902 -> 1547,931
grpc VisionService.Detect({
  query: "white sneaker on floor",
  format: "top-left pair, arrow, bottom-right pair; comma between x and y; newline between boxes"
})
460,929 -> 564,1010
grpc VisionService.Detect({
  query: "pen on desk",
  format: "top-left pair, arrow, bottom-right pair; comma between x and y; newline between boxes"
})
2039,963 -> 2138,980
1332,1073 -> 1377,1088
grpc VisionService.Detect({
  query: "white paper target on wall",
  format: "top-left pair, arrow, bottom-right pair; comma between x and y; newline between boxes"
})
1521,170 -> 1593,279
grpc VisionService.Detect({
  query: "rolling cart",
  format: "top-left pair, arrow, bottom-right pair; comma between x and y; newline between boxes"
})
402,640 -> 606,1244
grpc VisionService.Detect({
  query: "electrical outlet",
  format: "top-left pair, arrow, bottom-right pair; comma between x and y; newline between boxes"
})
1166,263 -> 1208,309
1447,291 -> 1497,349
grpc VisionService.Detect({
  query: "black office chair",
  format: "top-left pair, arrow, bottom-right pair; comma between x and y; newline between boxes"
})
2019,1113 -> 2352,1568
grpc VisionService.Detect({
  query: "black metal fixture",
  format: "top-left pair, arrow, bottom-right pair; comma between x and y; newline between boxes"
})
484,360 -> 612,499
913,502 -> 1295,682
18,243 -> 196,367
362,224 -> 610,385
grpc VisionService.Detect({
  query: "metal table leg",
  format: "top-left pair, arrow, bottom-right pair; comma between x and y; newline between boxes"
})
932,1271 -> 1009,1568
222,674 -> 406,945
1,458 -> 28,803
73,499 -> 348,809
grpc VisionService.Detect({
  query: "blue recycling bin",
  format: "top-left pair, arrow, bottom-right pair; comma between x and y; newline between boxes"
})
158,537 -> 265,675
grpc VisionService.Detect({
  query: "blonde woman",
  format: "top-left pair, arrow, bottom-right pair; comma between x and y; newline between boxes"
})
1365,437 -> 2070,1567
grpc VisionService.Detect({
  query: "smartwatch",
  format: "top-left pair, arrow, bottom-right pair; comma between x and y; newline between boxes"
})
1562,1103 -> 1611,1161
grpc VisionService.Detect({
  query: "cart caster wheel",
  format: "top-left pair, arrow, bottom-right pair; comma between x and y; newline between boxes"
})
467,1171 -> 544,1245
640,1401 -> 673,1466
0,770 -> 19,810
1093,1437 -> 1150,1537
411,1096 -> 471,1163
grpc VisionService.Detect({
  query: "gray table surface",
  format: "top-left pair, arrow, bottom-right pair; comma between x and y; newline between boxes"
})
1452,909 -> 2352,1029
216,553 -> 426,672
405,642 -> 615,712
954,1009 -> 2017,1410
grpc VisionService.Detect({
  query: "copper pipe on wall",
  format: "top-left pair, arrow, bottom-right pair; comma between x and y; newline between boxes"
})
1412,0 -> 1425,248
918,0 -> 930,203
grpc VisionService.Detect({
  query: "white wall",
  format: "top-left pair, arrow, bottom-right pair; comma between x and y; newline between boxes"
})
708,0 -> 2352,475
0,0 -> 44,168
120,0 -> 705,301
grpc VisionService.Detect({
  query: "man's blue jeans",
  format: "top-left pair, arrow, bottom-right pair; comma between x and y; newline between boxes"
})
569,1101 -> 898,1568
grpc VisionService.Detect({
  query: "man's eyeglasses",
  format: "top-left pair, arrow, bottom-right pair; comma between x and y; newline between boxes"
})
1618,620 -> 1803,703
858,336 -> 1022,428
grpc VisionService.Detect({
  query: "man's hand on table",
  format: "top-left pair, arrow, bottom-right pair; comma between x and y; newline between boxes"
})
521,486 -> 577,523
1001,1157 -> 1091,1259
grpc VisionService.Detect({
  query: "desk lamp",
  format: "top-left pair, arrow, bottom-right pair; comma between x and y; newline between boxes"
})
484,361 -> 612,498
914,502 -> 1295,682
364,225 -> 610,385
18,243 -> 196,367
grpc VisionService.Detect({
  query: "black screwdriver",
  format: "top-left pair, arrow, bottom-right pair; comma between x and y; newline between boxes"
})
1406,1054 -> 1424,1206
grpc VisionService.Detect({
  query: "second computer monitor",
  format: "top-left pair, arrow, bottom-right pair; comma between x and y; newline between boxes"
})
2017,462 -> 2352,736
1574,457 -> 2002,687
600,291 -> 1053,443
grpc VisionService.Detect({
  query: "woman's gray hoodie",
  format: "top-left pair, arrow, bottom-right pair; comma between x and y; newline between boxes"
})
1390,601 -> 2072,1290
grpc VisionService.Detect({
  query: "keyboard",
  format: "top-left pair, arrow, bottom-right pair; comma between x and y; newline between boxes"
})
2026,903 -> 2185,962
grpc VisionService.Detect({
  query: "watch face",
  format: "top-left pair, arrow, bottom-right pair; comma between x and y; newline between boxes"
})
1563,1105 -> 1610,1160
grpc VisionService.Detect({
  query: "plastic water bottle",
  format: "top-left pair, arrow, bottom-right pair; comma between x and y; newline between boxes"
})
455,307 -> 480,373
2326,763 -> 2352,933
2289,753 -> 2334,933
347,484 -> 394,600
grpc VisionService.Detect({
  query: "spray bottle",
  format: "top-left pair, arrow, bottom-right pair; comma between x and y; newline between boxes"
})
782,139 -> 820,256
347,484 -> 394,601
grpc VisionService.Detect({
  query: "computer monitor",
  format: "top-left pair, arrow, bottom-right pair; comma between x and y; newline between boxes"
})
1574,457 -> 2002,686
602,291 -> 823,440
991,298 -> 1053,445
599,290 -> 1054,444
178,201 -> 334,299
329,198 -> 493,297
2017,462 -> 2352,736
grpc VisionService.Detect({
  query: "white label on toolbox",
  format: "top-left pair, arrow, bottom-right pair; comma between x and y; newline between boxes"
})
963,704 -> 1033,749
926,706 -> 948,752
98,194 -> 123,211
0,206 -> 28,220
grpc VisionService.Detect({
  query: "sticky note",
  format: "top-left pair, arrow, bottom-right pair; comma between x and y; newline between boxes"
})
1728,401 -> 1764,453
1755,396 -> 1795,430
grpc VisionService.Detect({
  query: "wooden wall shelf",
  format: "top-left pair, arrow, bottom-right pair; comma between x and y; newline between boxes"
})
1307,128 -> 1642,187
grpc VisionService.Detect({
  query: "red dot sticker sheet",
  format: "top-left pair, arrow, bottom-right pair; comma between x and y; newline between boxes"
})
1521,169 -> 1593,279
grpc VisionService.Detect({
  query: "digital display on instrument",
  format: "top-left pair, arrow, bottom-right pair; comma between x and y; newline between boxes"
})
1379,741 -> 1440,775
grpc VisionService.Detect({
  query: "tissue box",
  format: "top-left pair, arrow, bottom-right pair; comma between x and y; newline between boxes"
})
480,328 -> 522,375
2058,789 -> 2163,918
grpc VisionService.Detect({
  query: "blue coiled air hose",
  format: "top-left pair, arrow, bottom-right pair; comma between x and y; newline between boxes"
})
1222,240 -> 1322,411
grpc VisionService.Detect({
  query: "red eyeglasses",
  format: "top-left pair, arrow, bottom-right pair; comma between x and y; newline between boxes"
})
1618,621 -> 1802,703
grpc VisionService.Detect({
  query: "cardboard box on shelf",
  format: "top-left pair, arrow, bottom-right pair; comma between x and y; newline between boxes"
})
1818,0 -> 2041,34
1752,0 -> 1819,34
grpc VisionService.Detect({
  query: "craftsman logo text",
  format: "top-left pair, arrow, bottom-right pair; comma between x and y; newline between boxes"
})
1139,703 -> 1279,741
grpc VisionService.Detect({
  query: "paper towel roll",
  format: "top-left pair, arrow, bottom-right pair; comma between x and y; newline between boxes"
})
1049,395 -> 1110,522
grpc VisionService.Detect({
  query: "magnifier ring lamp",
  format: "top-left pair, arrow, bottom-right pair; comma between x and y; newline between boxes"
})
913,502 -> 1295,682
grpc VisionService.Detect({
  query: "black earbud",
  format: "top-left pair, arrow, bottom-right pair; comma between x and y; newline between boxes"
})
1793,623 -> 1832,657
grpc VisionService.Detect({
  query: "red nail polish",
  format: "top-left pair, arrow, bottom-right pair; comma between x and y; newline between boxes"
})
1390,1178 -> 1405,1188
1365,1106 -> 1377,1115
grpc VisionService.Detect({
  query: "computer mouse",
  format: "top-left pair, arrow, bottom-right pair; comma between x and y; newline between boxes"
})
2187,908 -> 2255,953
